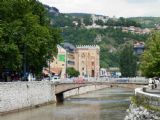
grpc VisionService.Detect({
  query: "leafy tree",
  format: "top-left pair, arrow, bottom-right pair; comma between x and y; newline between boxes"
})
51,14 -> 74,27
119,42 -> 137,77
83,16 -> 93,26
129,17 -> 160,28
95,20 -> 104,26
66,67 -> 80,77
140,31 -> 160,77
0,0 -> 62,76
105,18 -> 141,27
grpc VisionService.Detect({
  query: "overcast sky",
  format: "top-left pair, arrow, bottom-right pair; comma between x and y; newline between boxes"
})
39,0 -> 160,17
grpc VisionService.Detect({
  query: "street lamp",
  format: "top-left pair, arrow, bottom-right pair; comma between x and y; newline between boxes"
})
23,44 -> 27,81
49,59 -> 51,81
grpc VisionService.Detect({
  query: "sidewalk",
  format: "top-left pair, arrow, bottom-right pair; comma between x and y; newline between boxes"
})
146,84 -> 160,95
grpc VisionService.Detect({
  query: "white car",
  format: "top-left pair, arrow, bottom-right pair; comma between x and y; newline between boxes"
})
50,76 -> 60,83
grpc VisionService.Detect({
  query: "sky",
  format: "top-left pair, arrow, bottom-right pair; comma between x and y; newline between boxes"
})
39,0 -> 160,17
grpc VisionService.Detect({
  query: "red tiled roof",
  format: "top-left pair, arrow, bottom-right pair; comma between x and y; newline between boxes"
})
43,67 -> 62,75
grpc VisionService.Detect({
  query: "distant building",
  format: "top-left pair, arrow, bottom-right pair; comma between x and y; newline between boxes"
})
122,26 -> 151,35
133,41 -> 145,55
108,67 -> 121,78
75,45 -> 100,77
72,21 -> 79,26
62,43 -> 76,68
48,45 -> 67,78
45,44 -> 100,78
100,68 -> 107,77
155,24 -> 160,30
91,14 -> 109,24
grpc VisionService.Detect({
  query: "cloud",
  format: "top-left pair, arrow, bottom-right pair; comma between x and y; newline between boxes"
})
127,0 -> 159,4
39,0 -> 160,17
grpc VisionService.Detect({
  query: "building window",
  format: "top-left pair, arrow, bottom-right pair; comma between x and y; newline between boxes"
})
82,68 -> 84,70
82,72 -> 85,76
92,62 -> 94,66
82,61 -> 85,65
81,53 -> 85,58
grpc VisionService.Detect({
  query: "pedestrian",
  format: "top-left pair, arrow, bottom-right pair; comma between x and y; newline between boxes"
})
149,78 -> 154,89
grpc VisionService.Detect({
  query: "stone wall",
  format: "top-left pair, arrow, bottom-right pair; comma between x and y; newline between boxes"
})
125,104 -> 160,120
125,86 -> 160,120
135,87 -> 160,107
0,81 -> 56,114
0,82 -> 109,114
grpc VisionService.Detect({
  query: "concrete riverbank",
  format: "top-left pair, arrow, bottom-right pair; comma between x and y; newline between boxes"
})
0,81 -> 109,115
125,84 -> 160,120
0,81 -> 56,115
125,104 -> 160,120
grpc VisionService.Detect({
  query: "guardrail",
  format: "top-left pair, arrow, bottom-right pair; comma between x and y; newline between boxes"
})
87,77 -> 148,84
59,77 -> 148,84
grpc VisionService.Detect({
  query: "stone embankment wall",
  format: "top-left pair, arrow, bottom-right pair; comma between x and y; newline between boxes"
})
125,104 -> 160,120
135,87 -> 160,107
0,81 -> 56,114
64,85 -> 108,98
125,86 -> 160,120
0,82 -> 108,115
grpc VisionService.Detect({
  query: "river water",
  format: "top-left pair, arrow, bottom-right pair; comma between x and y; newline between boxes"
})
0,88 -> 134,120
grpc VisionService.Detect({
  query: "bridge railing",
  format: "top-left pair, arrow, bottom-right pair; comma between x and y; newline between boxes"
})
87,77 -> 148,84
56,77 -> 148,84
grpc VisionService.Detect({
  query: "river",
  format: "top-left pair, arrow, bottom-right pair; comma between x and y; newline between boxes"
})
0,88 -> 134,120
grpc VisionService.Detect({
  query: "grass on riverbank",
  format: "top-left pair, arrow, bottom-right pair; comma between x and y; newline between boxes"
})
131,95 -> 160,112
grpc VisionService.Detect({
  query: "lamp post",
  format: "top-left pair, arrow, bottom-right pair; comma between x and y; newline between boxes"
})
49,59 -> 51,81
48,51 -> 52,81
23,44 -> 27,81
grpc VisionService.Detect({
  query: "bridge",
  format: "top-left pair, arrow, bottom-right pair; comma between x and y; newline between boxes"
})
52,77 -> 148,102
0,77 -> 153,114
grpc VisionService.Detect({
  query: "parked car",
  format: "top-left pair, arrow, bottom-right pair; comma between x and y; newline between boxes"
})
42,75 -> 60,83
50,75 -> 60,83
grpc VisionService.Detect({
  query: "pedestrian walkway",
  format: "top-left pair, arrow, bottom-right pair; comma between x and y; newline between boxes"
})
146,84 -> 160,95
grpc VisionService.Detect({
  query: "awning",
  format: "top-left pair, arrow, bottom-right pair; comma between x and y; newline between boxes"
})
43,67 -> 62,75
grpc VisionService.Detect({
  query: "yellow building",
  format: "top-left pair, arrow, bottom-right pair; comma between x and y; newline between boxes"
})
47,44 -> 100,79
62,43 -> 76,69
75,45 -> 100,77
50,45 -> 67,78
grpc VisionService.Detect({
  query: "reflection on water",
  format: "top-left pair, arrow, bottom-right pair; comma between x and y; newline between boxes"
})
0,88 -> 133,120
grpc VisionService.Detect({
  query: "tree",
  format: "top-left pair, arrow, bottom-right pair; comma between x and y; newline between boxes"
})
0,0 -> 62,76
95,20 -> 104,26
66,67 -> 80,77
140,31 -> 160,77
83,16 -> 93,26
119,43 -> 137,77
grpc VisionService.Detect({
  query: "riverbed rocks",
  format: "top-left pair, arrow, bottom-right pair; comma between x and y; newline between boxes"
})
124,104 -> 160,120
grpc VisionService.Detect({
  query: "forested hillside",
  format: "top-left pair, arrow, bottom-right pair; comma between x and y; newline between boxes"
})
45,5 -> 150,68
129,17 -> 160,28
62,27 -> 148,67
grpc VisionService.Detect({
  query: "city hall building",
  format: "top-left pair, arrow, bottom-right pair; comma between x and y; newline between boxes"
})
75,45 -> 100,78
46,43 -> 100,78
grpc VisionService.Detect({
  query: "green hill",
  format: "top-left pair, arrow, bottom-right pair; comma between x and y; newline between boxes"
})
62,27 -> 148,68
45,7 -> 150,68
128,17 -> 160,28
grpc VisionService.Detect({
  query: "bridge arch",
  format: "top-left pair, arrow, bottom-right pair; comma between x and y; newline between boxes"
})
53,82 -> 147,102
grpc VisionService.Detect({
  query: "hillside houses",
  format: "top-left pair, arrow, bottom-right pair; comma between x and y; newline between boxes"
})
122,26 -> 151,34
